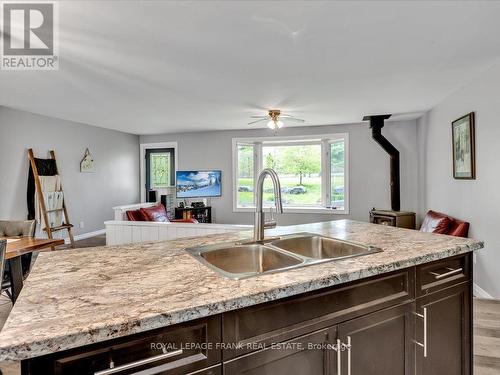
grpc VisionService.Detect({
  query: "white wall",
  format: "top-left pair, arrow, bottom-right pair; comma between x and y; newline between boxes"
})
140,120 -> 419,226
0,107 -> 140,236
417,62 -> 500,298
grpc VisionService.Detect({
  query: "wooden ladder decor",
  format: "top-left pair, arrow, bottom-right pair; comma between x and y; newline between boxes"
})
28,149 -> 75,249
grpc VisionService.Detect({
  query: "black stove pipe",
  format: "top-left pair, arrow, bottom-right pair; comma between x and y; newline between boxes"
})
363,114 -> 400,211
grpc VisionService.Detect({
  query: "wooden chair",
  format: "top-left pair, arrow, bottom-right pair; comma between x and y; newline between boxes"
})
0,220 -> 36,301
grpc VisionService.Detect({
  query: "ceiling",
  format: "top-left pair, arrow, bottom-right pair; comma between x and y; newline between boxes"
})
1,1 -> 500,135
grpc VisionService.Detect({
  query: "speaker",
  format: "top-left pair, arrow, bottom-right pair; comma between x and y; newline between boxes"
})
147,190 -> 157,203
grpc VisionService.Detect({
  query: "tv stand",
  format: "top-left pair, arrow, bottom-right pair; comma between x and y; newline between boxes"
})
175,206 -> 212,223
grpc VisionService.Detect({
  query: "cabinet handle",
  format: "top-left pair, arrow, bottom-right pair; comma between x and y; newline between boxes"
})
345,336 -> 352,375
429,267 -> 462,280
336,339 -> 342,375
414,308 -> 428,357
94,349 -> 183,375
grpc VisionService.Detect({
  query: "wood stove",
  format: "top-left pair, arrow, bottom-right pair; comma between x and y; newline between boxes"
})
364,114 -> 416,229
370,208 -> 416,229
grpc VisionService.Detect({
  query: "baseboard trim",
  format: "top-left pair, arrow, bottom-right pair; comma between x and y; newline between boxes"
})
473,282 -> 494,299
64,229 -> 105,245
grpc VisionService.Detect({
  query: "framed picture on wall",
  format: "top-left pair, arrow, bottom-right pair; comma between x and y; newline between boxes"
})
452,112 -> 475,179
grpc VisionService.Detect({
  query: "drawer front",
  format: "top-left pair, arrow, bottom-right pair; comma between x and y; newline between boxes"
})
417,253 -> 471,297
223,268 -> 415,359
25,315 -> 221,375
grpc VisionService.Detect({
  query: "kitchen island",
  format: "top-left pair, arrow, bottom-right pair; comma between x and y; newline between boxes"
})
0,220 -> 484,375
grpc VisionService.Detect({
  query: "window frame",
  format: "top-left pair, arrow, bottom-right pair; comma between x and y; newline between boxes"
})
140,142 -> 178,203
232,133 -> 349,214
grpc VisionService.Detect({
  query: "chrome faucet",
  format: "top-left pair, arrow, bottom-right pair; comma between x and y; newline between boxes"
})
254,168 -> 283,242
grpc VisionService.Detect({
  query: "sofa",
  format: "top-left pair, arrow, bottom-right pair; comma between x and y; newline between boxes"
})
420,210 -> 469,238
125,203 -> 198,224
105,203 -> 250,245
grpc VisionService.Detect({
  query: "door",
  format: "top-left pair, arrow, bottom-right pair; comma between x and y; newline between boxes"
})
224,326 -> 338,375
337,302 -> 414,375
145,148 -> 175,199
415,283 -> 471,375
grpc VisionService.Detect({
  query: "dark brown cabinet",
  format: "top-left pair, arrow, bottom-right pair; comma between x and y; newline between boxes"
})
186,365 -> 221,375
415,282 -> 472,375
223,268 -> 414,360
224,303 -> 416,375
22,254 -> 473,375
338,302 -> 415,375
224,326 -> 338,375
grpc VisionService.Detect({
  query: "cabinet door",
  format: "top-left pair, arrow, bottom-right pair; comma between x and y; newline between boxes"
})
186,365 -> 221,375
415,283 -> 471,375
338,302 -> 414,375
224,326 -> 338,375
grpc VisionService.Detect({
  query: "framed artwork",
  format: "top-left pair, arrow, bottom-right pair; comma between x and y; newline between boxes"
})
452,112 -> 475,179
80,148 -> 95,173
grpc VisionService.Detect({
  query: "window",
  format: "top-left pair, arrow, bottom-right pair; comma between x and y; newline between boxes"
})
233,134 -> 349,213
146,148 -> 175,191
236,143 -> 255,207
330,139 -> 346,210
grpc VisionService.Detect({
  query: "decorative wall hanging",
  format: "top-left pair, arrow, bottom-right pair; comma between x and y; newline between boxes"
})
80,148 -> 95,173
452,112 -> 475,179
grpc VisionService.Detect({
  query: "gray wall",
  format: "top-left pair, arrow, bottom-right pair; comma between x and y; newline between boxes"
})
140,120 -> 419,226
0,106 -> 140,235
417,62 -> 500,298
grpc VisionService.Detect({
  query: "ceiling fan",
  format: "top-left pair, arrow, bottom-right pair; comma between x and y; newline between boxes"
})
248,109 -> 305,130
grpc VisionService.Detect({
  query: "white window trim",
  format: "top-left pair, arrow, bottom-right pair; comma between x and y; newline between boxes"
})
232,133 -> 349,215
140,142 -> 178,203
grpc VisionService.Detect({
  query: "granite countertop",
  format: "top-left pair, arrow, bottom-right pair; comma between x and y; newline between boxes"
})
0,220 -> 483,362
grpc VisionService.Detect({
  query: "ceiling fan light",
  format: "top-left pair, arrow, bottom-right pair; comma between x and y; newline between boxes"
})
276,120 -> 284,128
267,120 -> 276,129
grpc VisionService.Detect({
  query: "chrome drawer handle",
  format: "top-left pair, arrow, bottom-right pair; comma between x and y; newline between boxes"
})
414,308 -> 428,357
94,349 -> 183,375
429,267 -> 463,280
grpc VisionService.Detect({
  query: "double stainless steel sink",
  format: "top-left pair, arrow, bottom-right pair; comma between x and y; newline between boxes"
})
185,233 -> 382,280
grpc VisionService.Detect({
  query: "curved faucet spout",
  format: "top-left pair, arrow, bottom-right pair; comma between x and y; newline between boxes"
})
254,168 -> 283,242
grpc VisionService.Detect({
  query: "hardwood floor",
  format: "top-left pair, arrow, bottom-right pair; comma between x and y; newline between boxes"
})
474,298 -> 500,374
57,234 -> 106,249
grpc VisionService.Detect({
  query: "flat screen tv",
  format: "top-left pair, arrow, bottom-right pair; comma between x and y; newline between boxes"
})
176,170 -> 222,198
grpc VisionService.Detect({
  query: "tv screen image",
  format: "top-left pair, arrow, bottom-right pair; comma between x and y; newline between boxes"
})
176,170 -> 222,198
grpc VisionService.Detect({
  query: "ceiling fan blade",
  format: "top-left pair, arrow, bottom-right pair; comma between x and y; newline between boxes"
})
250,115 -> 268,118
248,118 -> 268,125
282,117 -> 305,123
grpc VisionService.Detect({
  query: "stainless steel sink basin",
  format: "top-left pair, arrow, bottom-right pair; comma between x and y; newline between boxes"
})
270,234 -> 382,260
185,233 -> 382,279
187,243 -> 303,279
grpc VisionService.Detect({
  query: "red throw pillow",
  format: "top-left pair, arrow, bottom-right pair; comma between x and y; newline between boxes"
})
140,204 -> 169,222
126,209 -> 147,221
420,210 -> 453,234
